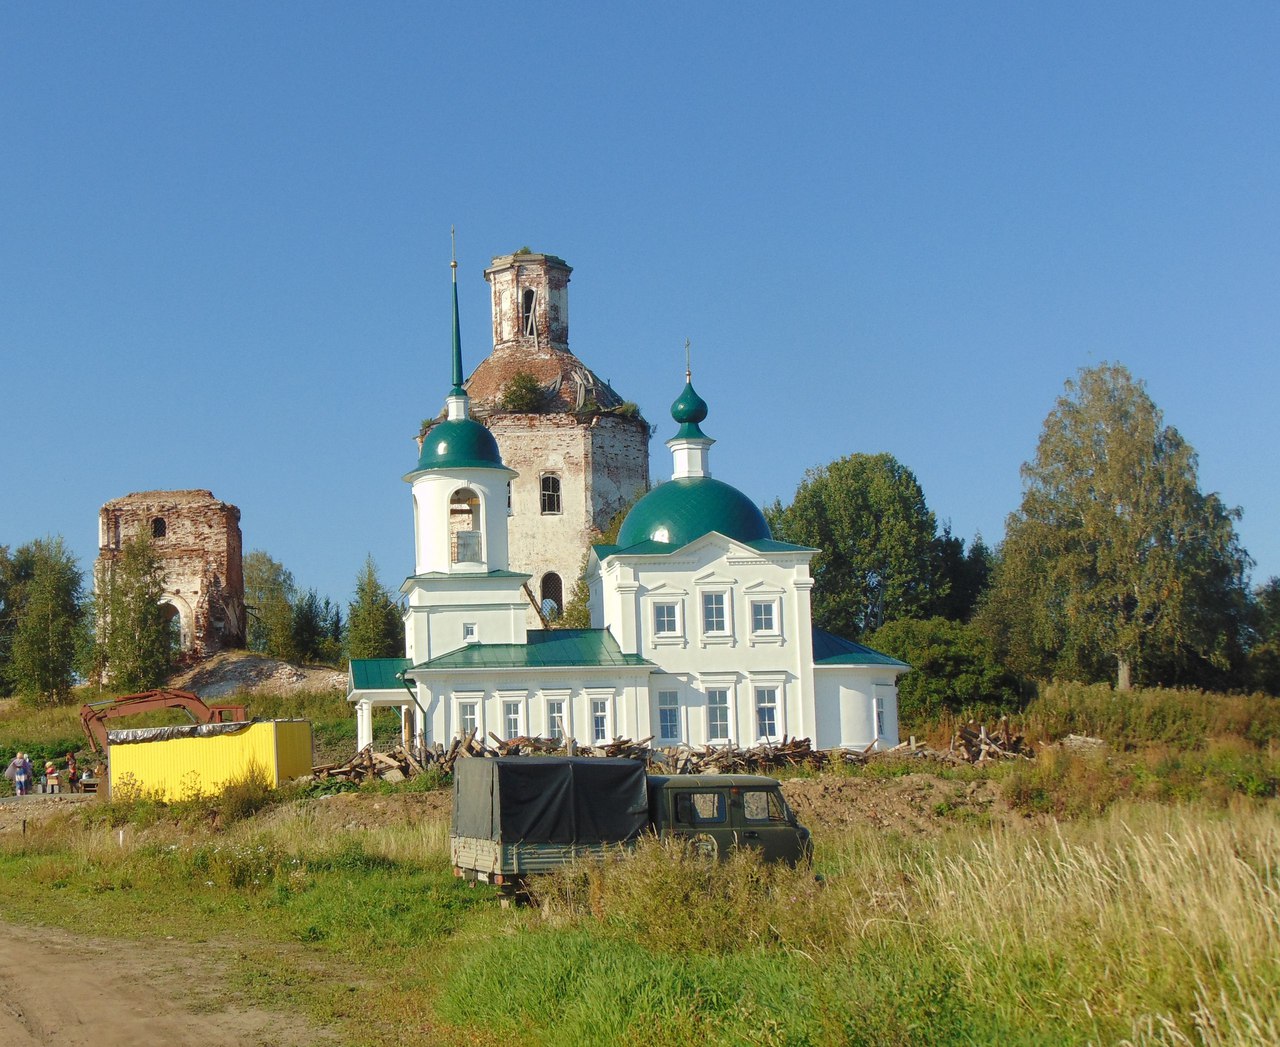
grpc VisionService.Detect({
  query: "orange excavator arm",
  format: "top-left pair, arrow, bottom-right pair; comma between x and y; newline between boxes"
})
79,689 -> 248,755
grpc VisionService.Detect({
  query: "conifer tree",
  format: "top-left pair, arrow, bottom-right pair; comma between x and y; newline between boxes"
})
347,556 -> 402,660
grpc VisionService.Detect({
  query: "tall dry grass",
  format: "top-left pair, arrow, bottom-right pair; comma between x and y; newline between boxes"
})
825,803 -> 1280,1044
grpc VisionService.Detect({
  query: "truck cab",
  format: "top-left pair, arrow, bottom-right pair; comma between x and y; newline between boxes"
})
648,774 -> 812,866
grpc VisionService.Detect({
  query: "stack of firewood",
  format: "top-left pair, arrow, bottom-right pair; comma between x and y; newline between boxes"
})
310,744 -> 426,785
309,721 -> 1037,786
950,720 -> 1032,762
428,731 -> 662,773
668,736 -> 830,775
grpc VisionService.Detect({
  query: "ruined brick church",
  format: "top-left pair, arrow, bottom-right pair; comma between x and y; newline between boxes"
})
426,251 -> 651,623
96,490 -> 246,658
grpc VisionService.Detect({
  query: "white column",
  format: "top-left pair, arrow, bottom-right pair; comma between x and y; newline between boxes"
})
357,702 -> 373,750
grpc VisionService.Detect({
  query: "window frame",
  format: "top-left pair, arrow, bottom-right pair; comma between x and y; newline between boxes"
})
750,598 -> 780,635
502,699 -> 522,741
457,700 -> 479,740
539,473 -> 562,516
701,591 -> 728,636
706,687 -> 731,743
546,698 -> 566,742
653,601 -> 679,636
656,689 -> 681,744
754,686 -> 779,742
591,697 -> 609,743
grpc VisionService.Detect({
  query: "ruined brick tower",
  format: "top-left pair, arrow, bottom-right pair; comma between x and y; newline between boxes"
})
97,490 -> 246,658
452,251 -> 651,621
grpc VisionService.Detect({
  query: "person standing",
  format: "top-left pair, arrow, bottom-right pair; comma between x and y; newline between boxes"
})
65,752 -> 80,793
4,752 -> 34,796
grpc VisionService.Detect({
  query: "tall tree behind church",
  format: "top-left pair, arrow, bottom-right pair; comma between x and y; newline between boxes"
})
766,453 -> 947,639
981,363 -> 1250,690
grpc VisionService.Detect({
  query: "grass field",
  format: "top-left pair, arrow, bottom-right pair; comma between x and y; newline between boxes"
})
2,682 -> 1278,1044
2,783 -> 1276,1045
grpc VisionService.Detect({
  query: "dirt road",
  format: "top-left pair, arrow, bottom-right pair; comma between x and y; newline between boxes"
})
0,921 -> 331,1047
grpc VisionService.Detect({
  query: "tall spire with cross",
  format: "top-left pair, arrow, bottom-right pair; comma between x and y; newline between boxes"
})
450,226 -> 465,397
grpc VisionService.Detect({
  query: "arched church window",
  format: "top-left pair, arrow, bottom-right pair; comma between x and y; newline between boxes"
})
541,572 -> 563,621
162,603 -> 183,653
521,288 -> 537,337
449,488 -> 482,564
540,475 -> 562,515
151,517 -> 167,539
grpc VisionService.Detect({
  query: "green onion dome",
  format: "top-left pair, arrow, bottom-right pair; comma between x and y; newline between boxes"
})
671,380 -> 708,425
615,477 -> 772,549
412,418 -> 505,473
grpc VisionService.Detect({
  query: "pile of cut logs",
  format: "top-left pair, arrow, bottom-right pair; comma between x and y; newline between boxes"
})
868,720 -> 1033,764
310,744 -> 426,785
663,736 -> 829,774
308,721 -> 1034,785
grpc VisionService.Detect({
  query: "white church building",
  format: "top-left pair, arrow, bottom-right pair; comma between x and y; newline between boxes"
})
347,262 -> 907,753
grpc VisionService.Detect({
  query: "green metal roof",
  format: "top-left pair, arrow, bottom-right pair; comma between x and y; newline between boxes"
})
410,629 -> 652,671
594,536 -> 812,559
811,628 -> 910,668
408,417 -> 505,474
613,477 -> 772,550
349,658 -> 412,690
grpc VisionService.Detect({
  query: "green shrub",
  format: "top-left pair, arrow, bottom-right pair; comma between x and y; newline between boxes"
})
868,617 -> 1022,726
1002,747 -> 1124,817
1023,681 -> 1280,749
500,371 -> 546,412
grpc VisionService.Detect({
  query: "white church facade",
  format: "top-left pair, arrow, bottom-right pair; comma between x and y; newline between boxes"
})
347,258 -> 907,753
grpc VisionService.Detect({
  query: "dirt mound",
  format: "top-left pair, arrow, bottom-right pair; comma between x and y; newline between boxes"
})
782,772 -> 1020,837
168,651 -> 345,699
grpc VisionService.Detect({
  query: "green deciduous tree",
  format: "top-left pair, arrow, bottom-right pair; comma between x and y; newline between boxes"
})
982,362 -> 1251,690
347,556 -> 402,660
1248,577 -> 1280,695
867,616 -> 1021,725
3,537 -> 85,705
766,453 -> 945,639
96,535 -> 171,691
243,550 -> 297,661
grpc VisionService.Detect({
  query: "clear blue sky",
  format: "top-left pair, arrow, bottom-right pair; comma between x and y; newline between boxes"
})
2,3 -> 1277,608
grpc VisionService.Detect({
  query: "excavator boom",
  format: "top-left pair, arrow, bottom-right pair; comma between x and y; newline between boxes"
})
79,689 -> 248,755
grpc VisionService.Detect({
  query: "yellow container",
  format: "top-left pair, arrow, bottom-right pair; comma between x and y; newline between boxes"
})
107,720 -> 313,801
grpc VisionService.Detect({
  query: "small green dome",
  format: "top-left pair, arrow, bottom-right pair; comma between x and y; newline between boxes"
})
671,380 -> 708,425
616,477 -> 772,549
412,418 -> 505,473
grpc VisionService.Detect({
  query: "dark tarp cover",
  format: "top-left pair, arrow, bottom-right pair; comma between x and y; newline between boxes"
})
452,757 -> 649,845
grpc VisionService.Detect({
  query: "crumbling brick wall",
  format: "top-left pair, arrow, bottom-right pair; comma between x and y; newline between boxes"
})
97,490 -> 246,659
485,413 -> 649,621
